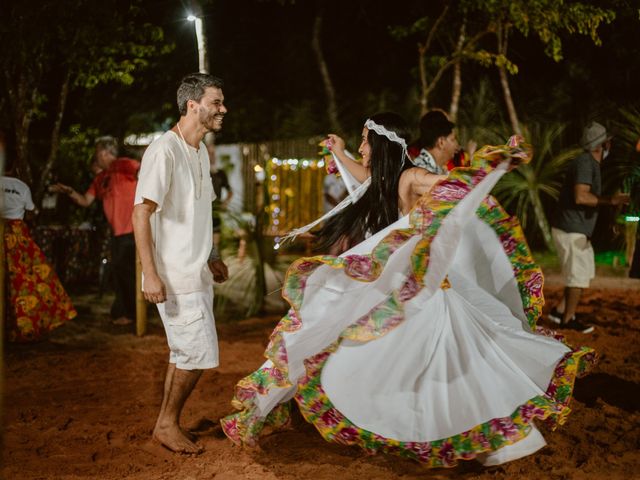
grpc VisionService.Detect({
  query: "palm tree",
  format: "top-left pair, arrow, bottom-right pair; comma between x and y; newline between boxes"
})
611,108 -> 640,265
612,107 -> 640,207
492,122 -> 581,251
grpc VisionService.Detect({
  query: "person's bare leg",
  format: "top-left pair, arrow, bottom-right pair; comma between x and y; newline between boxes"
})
158,363 -> 176,419
153,367 -> 203,453
154,364 -> 195,440
562,287 -> 582,323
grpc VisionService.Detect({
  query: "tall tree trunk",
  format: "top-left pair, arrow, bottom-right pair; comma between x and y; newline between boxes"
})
311,3 -> 341,132
36,70 -> 71,206
497,25 -> 521,135
416,6 -> 450,117
448,21 -> 466,122
449,60 -> 462,122
11,73 -> 36,186
499,66 -> 521,135
418,46 -> 429,116
529,189 -> 554,252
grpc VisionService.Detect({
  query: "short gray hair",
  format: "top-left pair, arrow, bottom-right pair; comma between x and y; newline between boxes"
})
177,73 -> 224,116
95,136 -> 119,156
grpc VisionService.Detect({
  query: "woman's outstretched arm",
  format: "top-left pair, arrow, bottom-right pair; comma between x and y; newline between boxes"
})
326,134 -> 369,184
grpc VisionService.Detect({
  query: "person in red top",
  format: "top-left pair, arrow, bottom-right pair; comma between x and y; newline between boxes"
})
51,136 -> 140,326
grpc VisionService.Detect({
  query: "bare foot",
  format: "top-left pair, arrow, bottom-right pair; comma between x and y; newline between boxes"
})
181,427 -> 197,441
153,424 -> 202,454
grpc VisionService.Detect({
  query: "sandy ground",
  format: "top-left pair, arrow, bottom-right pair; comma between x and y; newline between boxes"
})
2,274 -> 640,480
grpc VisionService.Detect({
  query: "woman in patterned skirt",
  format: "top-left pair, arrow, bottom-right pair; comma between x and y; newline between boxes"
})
1,142 -> 76,342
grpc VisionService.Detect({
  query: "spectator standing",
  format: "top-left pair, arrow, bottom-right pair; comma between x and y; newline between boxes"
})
51,137 -> 139,326
549,121 -> 630,332
1,134 -> 77,341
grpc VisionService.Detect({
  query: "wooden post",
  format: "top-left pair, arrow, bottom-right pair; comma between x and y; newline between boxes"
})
626,221 -> 638,268
0,219 -> 5,344
0,219 -> 5,444
135,249 -> 147,336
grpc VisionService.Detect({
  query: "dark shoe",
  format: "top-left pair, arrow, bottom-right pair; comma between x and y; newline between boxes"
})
548,308 -> 573,325
562,319 -> 594,334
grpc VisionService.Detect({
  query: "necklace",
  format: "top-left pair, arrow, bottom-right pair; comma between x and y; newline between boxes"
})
176,123 -> 203,199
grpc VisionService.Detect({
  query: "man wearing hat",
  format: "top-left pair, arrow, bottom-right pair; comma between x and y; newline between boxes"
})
549,121 -> 630,333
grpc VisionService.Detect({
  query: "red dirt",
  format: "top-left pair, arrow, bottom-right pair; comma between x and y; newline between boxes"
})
3,279 -> 640,480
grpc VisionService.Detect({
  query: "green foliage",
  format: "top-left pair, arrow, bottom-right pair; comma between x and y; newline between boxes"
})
213,210 -> 267,320
615,107 -> 640,151
611,107 -> 640,211
389,16 -> 434,40
57,124 -> 100,177
0,0 -> 172,190
37,124 -> 104,225
492,122 -> 581,250
465,0 -> 615,62
456,79 -> 506,147
468,50 -> 518,74
74,24 -> 169,89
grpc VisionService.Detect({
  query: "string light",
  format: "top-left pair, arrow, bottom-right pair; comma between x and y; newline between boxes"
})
266,156 -> 326,250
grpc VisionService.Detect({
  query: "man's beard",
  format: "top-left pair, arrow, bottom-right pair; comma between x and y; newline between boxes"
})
199,109 -> 223,132
211,115 -> 224,132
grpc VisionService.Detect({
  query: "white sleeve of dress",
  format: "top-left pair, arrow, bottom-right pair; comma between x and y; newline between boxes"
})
331,150 -> 362,198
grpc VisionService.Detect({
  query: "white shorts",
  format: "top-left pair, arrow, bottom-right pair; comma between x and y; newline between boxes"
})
552,227 -> 595,289
156,290 -> 219,370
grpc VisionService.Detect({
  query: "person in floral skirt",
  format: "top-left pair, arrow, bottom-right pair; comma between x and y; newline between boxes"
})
1,136 -> 77,342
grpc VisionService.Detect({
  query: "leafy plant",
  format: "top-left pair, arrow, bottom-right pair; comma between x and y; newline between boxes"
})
493,122 -> 580,251
612,107 -> 640,211
212,210 -> 265,320
456,78 -> 506,148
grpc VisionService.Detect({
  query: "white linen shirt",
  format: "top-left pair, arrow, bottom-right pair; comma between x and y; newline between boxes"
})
135,131 -> 216,294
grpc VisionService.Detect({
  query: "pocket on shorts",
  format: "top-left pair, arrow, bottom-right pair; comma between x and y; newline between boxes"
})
167,309 -> 204,327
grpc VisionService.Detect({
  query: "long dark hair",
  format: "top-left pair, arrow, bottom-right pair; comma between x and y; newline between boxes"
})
315,112 -> 411,252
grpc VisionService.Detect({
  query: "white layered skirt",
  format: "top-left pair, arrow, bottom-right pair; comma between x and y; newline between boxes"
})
221,157 -> 595,467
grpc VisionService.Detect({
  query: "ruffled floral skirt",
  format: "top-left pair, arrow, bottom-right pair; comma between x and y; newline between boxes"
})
220,147 -> 595,467
3,220 -> 77,342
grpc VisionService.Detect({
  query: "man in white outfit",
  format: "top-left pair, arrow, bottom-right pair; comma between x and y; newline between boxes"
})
132,73 -> 229,453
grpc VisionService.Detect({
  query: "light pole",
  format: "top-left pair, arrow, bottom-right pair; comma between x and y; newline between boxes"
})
187,14 -> 208,73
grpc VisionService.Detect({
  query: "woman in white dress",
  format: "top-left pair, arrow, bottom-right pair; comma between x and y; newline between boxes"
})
221,112 -> 595,467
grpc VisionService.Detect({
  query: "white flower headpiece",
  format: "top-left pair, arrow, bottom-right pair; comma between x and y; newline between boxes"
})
364,118 -> 409,161
280,119 -> 408,245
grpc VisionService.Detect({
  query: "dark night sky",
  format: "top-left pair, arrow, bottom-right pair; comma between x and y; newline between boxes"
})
58,0 -> 640,145
4,0 -> 638,251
